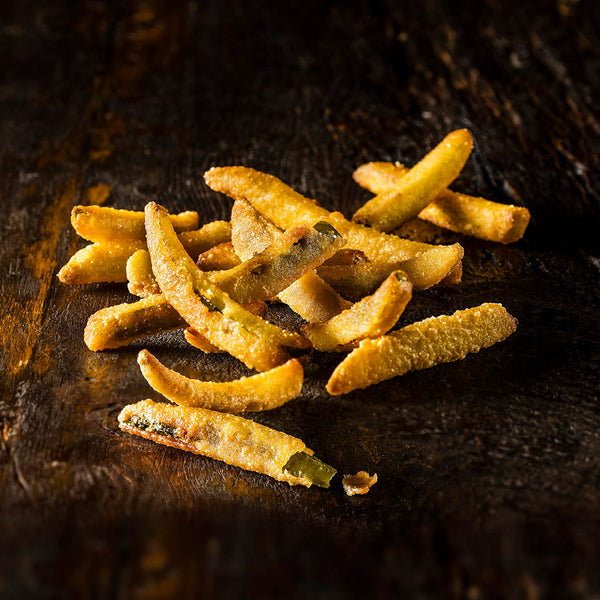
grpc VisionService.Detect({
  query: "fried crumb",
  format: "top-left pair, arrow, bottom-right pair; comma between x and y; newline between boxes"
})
342,471 -> 377,495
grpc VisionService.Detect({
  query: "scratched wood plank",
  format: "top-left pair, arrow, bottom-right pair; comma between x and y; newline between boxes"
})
0,0 -> 599,598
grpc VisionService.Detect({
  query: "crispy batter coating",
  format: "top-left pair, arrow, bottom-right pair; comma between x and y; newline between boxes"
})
71,205 -> 198,244
352,130 -> 473,231
138,350 -> 304,413
326,303 -> 517,395
342,471 -> 378,496
302,272 -> 412,351
118,399 -> 313,486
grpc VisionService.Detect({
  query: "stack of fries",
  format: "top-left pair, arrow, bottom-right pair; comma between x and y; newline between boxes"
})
59,129 -> 528,490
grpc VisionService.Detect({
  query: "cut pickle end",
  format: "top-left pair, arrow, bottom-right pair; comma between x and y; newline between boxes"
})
282,451 -> 337,488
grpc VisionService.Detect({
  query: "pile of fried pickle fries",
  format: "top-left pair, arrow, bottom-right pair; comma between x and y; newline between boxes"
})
58,129 -> 529,492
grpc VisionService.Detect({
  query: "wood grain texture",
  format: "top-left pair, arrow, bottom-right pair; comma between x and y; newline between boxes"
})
1,0 -> 599,598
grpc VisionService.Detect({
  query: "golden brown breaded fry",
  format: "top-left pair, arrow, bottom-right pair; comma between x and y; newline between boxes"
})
230,197 -> 352,320
58,241 -> 143,284
231,199 -> 282,260
84,294 -> 185,351
301,271 -> 412,351
352,129 -> 473,231
209,221 -> 344,305
71,205 -> 198,244
138,350 -> 303,413
118,399 -> 313,486
326,303 -> 517,395
317,243 -> 463,300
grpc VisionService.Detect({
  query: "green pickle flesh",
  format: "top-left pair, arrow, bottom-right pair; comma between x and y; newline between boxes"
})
282,452 -> 337,488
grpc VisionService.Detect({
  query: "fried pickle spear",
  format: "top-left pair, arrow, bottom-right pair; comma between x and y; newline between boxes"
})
118,399 -> 336,488
354,161 -> 531,243
71,205 -> 198,244
326,303 -> 517,395
352,130 -> 473,231
301,271 -> 412,351
230,198 -> 352,320
204,167 -> 463,288
138,350 -> 303,413
209,221 -> 344,305
145,202 -> 308,371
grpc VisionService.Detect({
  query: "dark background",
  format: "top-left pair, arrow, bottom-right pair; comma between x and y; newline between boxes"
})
1,1 -> 599,598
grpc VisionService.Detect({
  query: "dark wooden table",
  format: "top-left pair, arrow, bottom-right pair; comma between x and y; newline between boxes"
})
1,1 -> 599,598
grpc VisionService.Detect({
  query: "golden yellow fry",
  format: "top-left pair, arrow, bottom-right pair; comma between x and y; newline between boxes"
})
145,202 -> 308,372
354,161 -> 530,243
278,272 -> 352,322
71,205 -> 198,244
326,303 -> 517,395
352,130 -> 473,231
138,349 -> 304,413
126,249 -> 160,297
196,242 -> 241,271
301,271 -> 412,352
204,166 -> 434,262
118,399 -> 314,486
209,222 -> 344,305
84,294 -> 185,351
58,241 -> 143,284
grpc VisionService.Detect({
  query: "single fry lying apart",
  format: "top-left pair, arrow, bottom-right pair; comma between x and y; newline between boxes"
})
71,205 -> 198,244
84,294 -> 185,351
354,161 -> 530,243
342,471 -> 378,496
352,129 -> 473,232
118,399 -> 336,487
301,271 -> 412,352
326,303 -> 517,395
138,350 -> 303,413
145,202 -> 308,371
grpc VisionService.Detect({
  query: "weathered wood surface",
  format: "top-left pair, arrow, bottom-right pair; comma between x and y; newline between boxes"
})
1,1 -> 599,598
